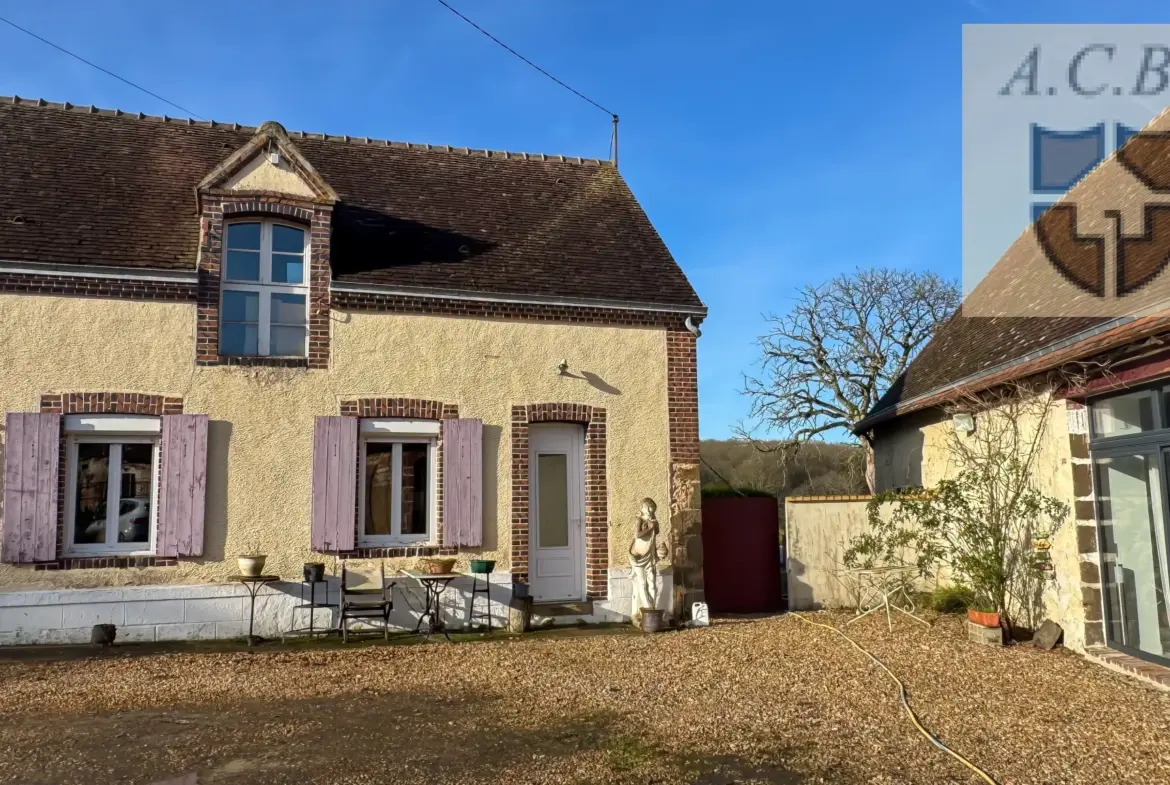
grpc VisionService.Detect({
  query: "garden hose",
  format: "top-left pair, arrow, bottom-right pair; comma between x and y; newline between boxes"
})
788,613 -> 1000,785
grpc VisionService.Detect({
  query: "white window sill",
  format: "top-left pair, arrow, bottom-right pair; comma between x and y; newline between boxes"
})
357,538 -> 434,548
64,549 -> 155,558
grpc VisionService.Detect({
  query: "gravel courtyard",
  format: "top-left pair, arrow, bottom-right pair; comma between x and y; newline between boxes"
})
0,612 -> 1166,785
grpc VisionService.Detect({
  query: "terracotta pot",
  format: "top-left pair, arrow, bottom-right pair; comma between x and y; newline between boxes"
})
419,557 -> 456,575
238,555 -> 266,577
968,609 -> 1000,628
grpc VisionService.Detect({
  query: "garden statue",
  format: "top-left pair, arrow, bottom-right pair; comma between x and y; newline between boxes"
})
629,497 -> 663,624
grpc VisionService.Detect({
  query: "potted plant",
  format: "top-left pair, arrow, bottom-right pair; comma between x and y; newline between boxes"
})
237,538 -> 267,577
967,607 -> 1001,628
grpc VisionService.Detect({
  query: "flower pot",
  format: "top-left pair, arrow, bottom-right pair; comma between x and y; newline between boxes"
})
968,609 -> 1000,628
303,562 -> 325,583
237,555 -> 266,577
470,558 -> 495,574
419,557 -> 456,575
639,608 -> 665,633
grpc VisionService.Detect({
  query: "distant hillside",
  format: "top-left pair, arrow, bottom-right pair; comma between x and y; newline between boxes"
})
699,439 -> 866,499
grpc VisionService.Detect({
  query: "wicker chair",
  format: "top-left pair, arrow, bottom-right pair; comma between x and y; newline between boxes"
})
338,564 -> 394,642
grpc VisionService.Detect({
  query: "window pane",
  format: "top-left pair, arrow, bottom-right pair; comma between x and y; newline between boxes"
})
226,222 -> 261,250
537,453 -> 569,548
74,443 -> 111,545
118,444 -> 153,545
271,293 -> 305,324
400,444 -> 429,536
364,443 -> 394,536
225,250 -> 261,281
221,323 -> 258,355
1092,390 -> 1157,437
270,326 -> 306,357
272,224 -> 305,254
1095,453 -> 1170,659
271,254 -> 304,284
222,290 -> 259,323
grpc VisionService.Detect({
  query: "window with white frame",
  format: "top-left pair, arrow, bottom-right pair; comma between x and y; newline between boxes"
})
64,415 -> 161,556
221,220 -> 309,357
358,420 -> 439,545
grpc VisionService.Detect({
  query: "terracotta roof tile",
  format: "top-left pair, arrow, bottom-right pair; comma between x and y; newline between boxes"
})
0,97 -> 702,309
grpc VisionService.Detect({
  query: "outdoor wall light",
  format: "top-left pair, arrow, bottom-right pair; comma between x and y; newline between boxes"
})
557,359 -> 570,375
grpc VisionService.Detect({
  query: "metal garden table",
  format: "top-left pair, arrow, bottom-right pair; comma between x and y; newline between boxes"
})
401,571 -> 463,642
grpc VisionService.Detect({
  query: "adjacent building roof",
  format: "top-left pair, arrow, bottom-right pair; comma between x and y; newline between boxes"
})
0,97 -> 703,310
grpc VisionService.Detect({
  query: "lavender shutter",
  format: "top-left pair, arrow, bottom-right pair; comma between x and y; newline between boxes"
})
311,416 -> 358,552
157,414 -> 209,557
442,418 -> 483,547
2,413 -> 60,564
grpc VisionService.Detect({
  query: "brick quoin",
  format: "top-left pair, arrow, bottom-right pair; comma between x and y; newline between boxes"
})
666,327 -> 704,615
36,392 -> 184,571
510,403 -> 608,599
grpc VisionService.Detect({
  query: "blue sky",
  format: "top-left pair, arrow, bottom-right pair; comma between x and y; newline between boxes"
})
2,1 -> 1168,438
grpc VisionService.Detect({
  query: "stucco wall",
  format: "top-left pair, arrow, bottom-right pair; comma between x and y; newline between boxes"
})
872,398 -> 1087,650
0,292 -> 671,590
785,499 -> 873,610
223,156 -> 316,198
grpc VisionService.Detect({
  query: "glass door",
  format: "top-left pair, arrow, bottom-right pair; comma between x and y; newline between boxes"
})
1094,451 -> 1170,660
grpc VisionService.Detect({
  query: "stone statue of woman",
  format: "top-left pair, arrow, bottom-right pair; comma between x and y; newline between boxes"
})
629,497 -> 663,623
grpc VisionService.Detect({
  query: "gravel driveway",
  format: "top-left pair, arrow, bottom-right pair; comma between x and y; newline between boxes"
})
0,612 -> 1166,785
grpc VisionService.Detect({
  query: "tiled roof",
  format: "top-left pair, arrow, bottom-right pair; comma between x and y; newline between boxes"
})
0,96 -> 703,309
865,313 -> 1110,420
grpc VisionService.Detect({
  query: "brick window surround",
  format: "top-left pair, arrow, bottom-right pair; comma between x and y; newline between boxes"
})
195,195 -> 332,369
335,397 -> 460,559
34,392 -> 185,571
510,403 -> 608,599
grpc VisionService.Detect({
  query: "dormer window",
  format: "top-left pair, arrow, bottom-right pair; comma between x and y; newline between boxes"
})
220,220 -> 308,357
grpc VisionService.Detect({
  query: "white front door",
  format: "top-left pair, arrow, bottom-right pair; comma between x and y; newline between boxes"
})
528,423 -> 586,602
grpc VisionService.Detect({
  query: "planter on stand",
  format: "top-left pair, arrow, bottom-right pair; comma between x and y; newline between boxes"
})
237,555 -> 267,577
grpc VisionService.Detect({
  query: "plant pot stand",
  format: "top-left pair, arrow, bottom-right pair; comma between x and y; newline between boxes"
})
231,574 -> 280,646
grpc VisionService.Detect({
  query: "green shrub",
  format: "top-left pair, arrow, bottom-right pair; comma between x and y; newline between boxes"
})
930,584 -> 975,613
701,485 -> 775,498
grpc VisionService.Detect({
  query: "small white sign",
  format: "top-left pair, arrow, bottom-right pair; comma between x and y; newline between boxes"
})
1067,405 -> 1090,435
691,602 -> 710,627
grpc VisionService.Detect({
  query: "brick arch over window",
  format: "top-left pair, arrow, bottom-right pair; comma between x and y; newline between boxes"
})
336,397 -> 460,560
195,194 -> 332,369
36,392 -> 185,571
511,403 -> 608,599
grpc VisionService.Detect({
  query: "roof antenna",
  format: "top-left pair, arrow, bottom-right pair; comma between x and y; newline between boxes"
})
611,114 -> 619,169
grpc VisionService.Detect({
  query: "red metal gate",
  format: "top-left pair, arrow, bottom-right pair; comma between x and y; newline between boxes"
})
701,496 -> 783,614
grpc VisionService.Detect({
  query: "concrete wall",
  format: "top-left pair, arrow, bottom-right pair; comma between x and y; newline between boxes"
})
0,292 -> 672,591
0,568 -> 673,644
784,498 -> 873,610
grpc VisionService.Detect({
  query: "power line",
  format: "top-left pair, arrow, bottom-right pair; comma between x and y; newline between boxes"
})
434,0 -> 616,119
0,14 -> 203,120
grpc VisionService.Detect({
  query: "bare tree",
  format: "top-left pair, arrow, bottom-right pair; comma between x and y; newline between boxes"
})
741,268 -> 959,491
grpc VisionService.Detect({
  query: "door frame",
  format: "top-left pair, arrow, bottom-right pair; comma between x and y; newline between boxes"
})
1087,387 -> 1170,666
527,423 -> 587,602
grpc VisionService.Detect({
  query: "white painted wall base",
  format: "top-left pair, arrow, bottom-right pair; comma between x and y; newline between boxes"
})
0,569 -> 673,645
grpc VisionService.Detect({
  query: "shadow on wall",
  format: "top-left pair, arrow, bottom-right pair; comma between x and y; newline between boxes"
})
873,410 -> 931,492
559,370 -> 622,396
199,420 -> 232,564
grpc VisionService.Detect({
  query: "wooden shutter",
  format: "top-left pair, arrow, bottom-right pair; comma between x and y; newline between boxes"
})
442,418 -> 483,547
157,414 -> 209,557
311,416 -> 358,552
1,413 -> 60,564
